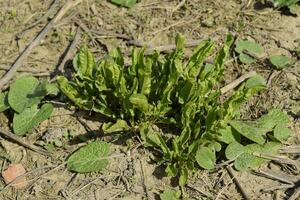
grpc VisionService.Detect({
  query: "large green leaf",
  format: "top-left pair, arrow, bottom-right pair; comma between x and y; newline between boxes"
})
225,142 -> 245,160
269,55 -> 291,69
235,40 -> 264,64
8,76 -> 40,113
234,142 -> 281,170
67,141 -> 110,173
273,124 -> 292,142
256,108 -> 289,131
195,146 -> 216,170
230,121 -> 267,144
13,103 -> 53,135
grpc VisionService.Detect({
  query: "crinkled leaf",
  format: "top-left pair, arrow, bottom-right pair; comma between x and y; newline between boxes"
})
256,108 -> 289,131
67,141 -> 109,173
0,92 -> 9,112
8,76 -> 40,113
160,189 -> 181,200
57,76 -> 93,110
230,121 -> 266,144
269,55 -> 291,69
274,124 -> 292,141
129,93 -> 149,112
73,45 -> 95,78
102,119 -> 130,134
195,146 -> 216,169
13,103 -> 53,135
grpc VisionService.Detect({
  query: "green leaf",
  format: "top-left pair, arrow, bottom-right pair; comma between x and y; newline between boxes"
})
269,55 -> 291,69
0,92 -> 9,112
230,121 -> 266,144
57,76 -> 93,110
110,0 -> 137,8
179,167 -> 188,186
74,45 -> 95,78
45,83 -> 60,96
67,141 -> 110,173
235,40 -> 264,64
165,164 -> 178,177
274,124 -> 292,141
8,76 -> 40,113
160,189 -> 181,200
102,119 -> 130,134
195,146 -> 216,170
234,142 -> 281,170
129,93 -> 149,112
256,109 -> 289,131
217,126 -> 240,144
13,103 -> 53,135
225,142 -> 245,160
245,74 -> 267,91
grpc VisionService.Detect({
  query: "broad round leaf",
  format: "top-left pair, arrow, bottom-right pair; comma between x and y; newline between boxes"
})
274,124 -> 292,141
195,146 -> 216,170
256,109 -> 289,131
8,76 -> 40,113
269,55 -> 291,69
235,40 -> 264,54
225,142 -> 245,160
67,141 -> 110,173
13,103 -> 53,135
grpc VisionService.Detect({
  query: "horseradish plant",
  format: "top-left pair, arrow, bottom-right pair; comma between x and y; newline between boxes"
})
58,34 -> 292,186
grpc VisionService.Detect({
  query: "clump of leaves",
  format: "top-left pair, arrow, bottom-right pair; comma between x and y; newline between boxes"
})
0,76 -> 58,135
58,34 -> 292,187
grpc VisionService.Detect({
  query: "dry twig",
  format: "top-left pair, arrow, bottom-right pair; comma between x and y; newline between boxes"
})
220,71 -> 257,94
226,166 -> 251,200
0,0 -> 82,90
0,127 -> 49,156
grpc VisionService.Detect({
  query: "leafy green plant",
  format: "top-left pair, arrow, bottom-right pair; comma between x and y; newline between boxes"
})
0,76 -> 58,135
58,34 -> 292,187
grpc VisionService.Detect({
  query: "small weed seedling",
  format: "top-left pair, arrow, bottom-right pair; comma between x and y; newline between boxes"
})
0,76 -> 58,135
58,34 -> 293,190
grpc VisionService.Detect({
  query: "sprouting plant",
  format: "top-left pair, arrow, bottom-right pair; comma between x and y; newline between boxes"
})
0,76 -> 58,135
58,34 -> 292,189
